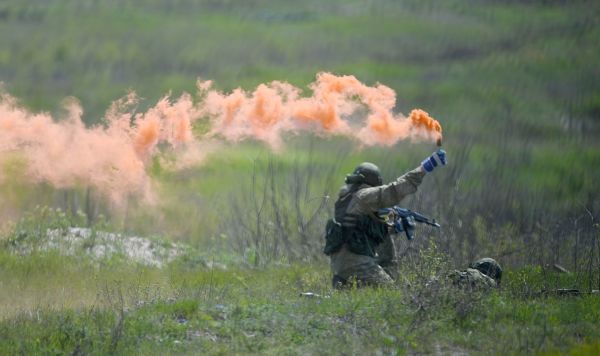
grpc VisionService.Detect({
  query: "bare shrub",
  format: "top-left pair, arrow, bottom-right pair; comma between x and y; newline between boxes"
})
223,145 -> 347,266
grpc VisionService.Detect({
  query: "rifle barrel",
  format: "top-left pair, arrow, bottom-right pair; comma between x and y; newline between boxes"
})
393,207 -> 440,228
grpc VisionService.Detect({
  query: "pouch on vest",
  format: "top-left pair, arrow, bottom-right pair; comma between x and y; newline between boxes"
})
345,214 -> 388,257
323,218 -> 344,256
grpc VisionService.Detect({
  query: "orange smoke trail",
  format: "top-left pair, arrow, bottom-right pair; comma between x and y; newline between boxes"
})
409,109 -> 442,140
202,72 -> 442,148
0,92 -> 200,205
0,72 -> 443,203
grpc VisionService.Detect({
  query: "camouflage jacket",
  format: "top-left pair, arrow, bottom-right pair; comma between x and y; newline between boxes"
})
448,268 -> 497,289
341,167 -> 426,217
330,166 -> 426,277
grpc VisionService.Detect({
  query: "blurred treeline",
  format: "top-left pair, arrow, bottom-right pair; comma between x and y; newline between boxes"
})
0,0 -> 599,279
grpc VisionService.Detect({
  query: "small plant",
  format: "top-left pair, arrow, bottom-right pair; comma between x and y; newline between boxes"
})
4,206 -> 70,253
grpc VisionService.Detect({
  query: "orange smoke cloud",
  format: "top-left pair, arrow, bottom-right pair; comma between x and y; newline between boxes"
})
409,109 -> 442,137
203,72 -> 442,148
0,72 -> 443,203
0,92 -> 200,205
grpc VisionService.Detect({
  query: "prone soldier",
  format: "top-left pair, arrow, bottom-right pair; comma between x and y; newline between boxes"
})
448,257 -> 503,289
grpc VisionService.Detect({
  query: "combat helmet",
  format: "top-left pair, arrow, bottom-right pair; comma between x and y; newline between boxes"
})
469,258 -> 503,284
345,162 -> 383,187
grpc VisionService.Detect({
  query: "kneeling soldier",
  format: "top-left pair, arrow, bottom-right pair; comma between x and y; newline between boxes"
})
324,150 -> 447,288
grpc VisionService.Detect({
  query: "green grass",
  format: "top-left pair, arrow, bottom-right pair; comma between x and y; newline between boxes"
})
0,210 -> 598,354
1,248 -> 599,354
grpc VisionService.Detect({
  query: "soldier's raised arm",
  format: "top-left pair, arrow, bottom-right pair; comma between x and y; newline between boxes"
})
354,149 -> 446,213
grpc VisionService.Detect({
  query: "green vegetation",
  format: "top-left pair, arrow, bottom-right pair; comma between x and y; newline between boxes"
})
2,209 -> 600,354
2,216 -> 599,354
1,0 -> 599,354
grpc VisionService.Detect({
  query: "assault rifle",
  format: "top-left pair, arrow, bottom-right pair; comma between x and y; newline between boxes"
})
376,207 -> 440,240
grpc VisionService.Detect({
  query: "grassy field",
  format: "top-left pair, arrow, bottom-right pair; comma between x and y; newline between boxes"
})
1,0 -> 600,354
1,219 -> 599,354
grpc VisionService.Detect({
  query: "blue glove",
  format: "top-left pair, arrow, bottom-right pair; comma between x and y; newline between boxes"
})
421,149 -> 447,172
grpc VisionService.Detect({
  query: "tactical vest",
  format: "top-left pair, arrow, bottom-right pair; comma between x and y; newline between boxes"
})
323,186 -> 389,257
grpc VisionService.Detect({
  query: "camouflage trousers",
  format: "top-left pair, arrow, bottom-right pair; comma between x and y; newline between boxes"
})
329,243 -> 396,288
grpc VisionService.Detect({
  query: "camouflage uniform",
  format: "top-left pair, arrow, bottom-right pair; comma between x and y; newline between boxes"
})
448,268 -> 497,289
330,167 -> 426,287
448,258 -> 503,290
